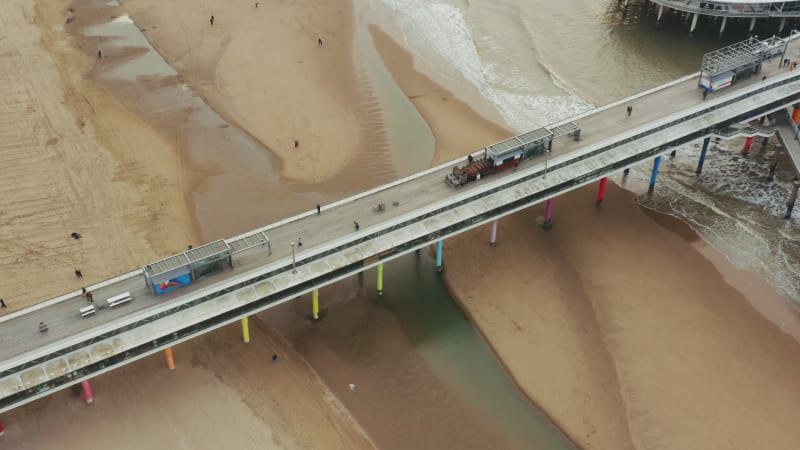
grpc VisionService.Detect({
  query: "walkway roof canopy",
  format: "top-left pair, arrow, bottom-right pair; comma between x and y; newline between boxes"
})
145,239 -> 231,277
701,36 -> 786,76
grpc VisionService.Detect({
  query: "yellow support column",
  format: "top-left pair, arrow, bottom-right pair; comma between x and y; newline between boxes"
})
164,347 -> 175,370
377,263 -> 384,296
312,289 -> 320,320
241,317 -> 250,343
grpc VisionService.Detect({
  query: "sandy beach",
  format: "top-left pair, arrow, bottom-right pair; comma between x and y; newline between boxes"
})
4,0 -> 800,449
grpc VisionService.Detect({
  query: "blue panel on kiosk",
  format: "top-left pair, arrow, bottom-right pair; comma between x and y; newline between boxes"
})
154,273 -> 192,295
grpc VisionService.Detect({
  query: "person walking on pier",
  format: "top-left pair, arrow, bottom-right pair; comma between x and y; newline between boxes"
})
702,88 -> 708,100
626,105 -> 633,116
297,237 -> 302,247
75,269 -> 83,280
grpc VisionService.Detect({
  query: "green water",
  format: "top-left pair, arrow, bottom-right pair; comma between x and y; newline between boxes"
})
365,250 -> 575,449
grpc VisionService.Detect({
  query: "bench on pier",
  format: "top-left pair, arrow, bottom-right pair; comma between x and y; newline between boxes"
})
79,305 -> 96,317
106,292 -> 132,308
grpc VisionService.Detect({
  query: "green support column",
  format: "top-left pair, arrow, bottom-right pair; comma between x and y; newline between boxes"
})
377,263 -> 384,296
241,317 -> 250,343
312,289 -> 320,320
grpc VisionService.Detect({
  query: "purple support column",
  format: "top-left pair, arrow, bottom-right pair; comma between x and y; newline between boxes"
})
543,198 -> 554,229
81,380 -> 94,405
489,220 -> 498,247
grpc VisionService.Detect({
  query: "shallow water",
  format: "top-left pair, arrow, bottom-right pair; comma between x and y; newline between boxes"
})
368,251 -> 575,449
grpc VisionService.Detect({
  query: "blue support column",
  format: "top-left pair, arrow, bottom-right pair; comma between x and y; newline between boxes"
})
696,137 -> 710,174
436,240 -> 443,272
648,155 -> 662,193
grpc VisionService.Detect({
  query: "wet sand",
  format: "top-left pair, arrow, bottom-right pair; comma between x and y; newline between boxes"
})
1,0 -> 375,448
444,182 -> 800,449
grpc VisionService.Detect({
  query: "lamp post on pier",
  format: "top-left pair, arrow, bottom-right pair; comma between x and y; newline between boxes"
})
291,242 -> 297,274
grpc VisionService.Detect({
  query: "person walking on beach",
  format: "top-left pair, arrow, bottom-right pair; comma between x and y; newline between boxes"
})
0,299 -> 7,309
294,139 -> 299,148
210,15 -> 215,26
318,37 -> 324,46
75,269 -> 83,280
316,204 -> 321,214
272,354 -> 278,362
71,232 -> 81,240
626,105 -> 633,116
354,221 -> 360,231
97,50 -> 102,59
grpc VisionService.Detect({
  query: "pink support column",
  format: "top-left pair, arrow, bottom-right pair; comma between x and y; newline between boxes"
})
543,198 -> 554,229
489,220 -> 498,247
743,136 -> 754,155
596,177 -> 608,204
81,380 -> 94,405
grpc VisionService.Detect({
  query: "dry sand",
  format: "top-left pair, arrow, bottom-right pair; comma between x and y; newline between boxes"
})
120,0 -> 381,185
0,0 -> 195,312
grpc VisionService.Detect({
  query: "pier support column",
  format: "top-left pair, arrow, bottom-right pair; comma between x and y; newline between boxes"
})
750,17 -> 757,32
596,177 -> 608,204
690,13 -> 699,34
312,289 -> 320,319
786,182 -> 800,219
719,16 -> 727,37
241,317 -> 250,344
780,17 -> 787,33
436,241 -> 443,272
544,198 -> 554,229
768,159 -> 779,181
489,220 -> 498,247
165,347 -> 176,370
649,156 -> 663,193
377,264 -> 384,296
743,136 -> 754,155
792,105 -> 800,123
81,380 -> 94,405
657,5 -> 664,23
697,137 -> 711,174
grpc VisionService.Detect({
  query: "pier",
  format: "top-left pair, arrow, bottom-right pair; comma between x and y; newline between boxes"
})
2,36 -> 800,420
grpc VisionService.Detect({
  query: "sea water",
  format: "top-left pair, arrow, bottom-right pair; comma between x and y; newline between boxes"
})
369,0 -> 800,307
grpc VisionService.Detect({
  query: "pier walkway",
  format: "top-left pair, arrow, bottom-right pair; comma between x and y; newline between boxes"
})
2,39 -> 800,414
